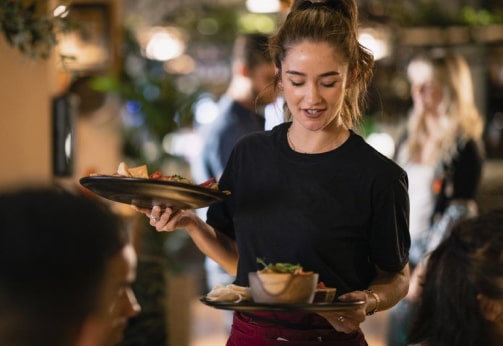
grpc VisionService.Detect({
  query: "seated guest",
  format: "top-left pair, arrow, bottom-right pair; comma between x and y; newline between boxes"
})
0,187 -> 140,346
408,209 -> 503,346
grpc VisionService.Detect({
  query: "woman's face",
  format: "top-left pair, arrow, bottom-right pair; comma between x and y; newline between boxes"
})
279,40 -> 349,132
410,79 -> 444,115
408,62 -> 444,116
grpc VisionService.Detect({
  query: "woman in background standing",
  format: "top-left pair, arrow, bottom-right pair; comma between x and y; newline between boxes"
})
387,51 -> 485,346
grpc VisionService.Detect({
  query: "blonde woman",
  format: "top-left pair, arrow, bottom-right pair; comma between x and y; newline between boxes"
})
388,51 -> 485,346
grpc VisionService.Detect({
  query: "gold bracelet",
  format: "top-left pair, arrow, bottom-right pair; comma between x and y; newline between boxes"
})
364,288 -> 380,316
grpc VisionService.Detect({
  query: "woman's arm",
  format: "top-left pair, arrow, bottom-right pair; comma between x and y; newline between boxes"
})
364,263 -> 410,312
319,264 -> 410,334
144,206 -> 239,275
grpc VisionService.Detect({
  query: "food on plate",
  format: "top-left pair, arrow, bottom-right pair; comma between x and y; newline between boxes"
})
147,170 -> 193,184
206,284 -> 251,303
256,257 -> 313,275
93,162 -> 224,191
114,162 -> 193,183
249,258 -> 319,304
117,162 -> 148,179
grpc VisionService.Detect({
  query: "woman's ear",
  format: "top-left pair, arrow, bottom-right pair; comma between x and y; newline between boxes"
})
477,294 -> 503,322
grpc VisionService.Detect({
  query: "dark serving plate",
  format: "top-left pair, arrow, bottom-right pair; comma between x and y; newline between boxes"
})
199,296 -> 365,312
80,175 -> 229,210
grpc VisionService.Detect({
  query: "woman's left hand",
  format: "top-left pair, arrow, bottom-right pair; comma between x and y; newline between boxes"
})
318,290 -> 368,333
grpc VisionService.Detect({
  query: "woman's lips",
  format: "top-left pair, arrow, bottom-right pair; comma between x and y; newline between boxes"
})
302,108 -> 325,118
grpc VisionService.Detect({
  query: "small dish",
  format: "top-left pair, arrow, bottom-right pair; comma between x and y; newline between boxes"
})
248,272 -> 319,304
313,288 -> 337,303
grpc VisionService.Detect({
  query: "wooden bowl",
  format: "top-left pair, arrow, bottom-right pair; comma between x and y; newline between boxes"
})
248,271 -> 319,304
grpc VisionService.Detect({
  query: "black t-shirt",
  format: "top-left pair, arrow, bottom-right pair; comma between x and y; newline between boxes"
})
207,122 -> 410,294
434,138 -> 484,215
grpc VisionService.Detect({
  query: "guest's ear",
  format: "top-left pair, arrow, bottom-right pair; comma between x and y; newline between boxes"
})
477,294 -> 503,322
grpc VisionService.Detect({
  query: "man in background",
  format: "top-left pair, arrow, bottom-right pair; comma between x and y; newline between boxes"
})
0,187 -> 140,346
194,32 -> 276,321
200,32 -> 276,181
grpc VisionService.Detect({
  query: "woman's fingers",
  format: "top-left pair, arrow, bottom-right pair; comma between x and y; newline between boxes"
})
149,206 -> 182,232
150,206 -> 162,223
318,312 -> 359,333
131,205 -> 150,215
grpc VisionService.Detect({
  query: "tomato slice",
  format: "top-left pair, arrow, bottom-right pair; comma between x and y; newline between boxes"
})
199,177 -> 216,187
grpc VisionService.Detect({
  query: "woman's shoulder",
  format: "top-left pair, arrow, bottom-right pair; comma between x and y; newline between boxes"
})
235,122 -> 287,145
350,132 -> 405,169
450,136 -> 485,166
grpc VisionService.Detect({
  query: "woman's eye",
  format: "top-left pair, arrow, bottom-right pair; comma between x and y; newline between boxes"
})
321,81 -> 336,87
288,78 -> 304,86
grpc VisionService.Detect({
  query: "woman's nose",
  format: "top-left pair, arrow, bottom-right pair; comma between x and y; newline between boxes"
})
305,83 -> 321,103
124,288 -> 141,317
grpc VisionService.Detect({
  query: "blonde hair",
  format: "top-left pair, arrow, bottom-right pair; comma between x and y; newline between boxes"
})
399,51 -> 484,165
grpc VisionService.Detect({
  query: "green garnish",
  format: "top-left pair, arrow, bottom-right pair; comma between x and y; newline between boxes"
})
257,257 -> 304,274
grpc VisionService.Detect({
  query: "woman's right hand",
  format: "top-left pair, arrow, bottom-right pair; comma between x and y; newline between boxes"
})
134,205 -> 197,232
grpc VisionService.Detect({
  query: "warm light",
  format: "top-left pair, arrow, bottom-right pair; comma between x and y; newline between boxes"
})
246,0 -> 281,13
140,27 -> 187,62
358,28 -> 391,61
53,5 -> 69,18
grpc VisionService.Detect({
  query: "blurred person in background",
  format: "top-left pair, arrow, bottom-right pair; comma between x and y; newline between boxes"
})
407,208 -> 503,346
199,32 -> 276,182
196,32 -> 276,301
387,51 -> 485,346
0,187 -> 140,346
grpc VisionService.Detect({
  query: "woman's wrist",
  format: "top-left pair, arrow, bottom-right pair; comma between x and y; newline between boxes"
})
364,288 -> 380,316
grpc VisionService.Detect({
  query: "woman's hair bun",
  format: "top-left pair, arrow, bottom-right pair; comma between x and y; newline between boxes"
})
290,0 -> 357,23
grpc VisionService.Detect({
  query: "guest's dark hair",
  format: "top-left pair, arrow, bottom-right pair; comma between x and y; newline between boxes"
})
269,0 -> 374,127
408,209 -> 503,346
233,33 -> 272,71
0,186 -> 129,346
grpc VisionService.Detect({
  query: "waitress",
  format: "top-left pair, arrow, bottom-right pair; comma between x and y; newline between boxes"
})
142,0 -> 410,344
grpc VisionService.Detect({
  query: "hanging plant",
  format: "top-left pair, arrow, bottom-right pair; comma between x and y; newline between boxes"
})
0,0 -> 74,59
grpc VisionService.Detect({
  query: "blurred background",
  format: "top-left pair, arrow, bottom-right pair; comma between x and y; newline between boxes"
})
1,0 -> 503,345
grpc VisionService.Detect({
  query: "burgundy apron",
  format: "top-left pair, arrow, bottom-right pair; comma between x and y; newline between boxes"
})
226,312 -> 368,346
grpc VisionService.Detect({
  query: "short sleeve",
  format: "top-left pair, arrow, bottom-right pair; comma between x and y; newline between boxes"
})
370,170 -> 410,272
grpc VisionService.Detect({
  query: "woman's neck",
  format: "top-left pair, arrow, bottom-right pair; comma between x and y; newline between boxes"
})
287,123 -> 349,154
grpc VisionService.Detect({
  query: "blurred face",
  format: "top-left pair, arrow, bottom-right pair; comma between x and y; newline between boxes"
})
279,40 -> 349,132
76,244 -> 140,346
408,62 -> 444,115
410,79 -> 444,115
250,61 -> 276,106
101,244 -> 141,346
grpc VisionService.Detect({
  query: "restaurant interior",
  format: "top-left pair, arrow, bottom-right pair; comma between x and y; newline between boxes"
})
2,0 -> 503,345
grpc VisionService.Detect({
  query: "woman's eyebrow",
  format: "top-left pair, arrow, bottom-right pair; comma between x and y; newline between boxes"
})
285,70 -> 341,77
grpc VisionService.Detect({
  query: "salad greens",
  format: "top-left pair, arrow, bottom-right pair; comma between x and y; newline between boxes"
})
256,258 -> 307,274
